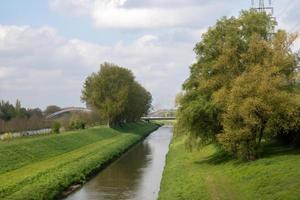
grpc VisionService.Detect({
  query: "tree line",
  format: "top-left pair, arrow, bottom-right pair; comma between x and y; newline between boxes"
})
0,100 -> 53,133
175,10 -> 300,160
1,63 -> 151,133
81,62 -> 152,127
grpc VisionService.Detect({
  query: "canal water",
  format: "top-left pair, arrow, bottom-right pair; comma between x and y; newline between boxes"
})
65,126 -> 173,200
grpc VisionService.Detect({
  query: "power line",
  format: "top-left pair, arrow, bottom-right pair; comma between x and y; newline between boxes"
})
276,0 -> 296,19
290,23 -> 300,33
251,0 -> 274,15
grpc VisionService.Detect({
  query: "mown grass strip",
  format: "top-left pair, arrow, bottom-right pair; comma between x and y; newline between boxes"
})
158,136 -> 300,200
0,122 -> 158,200
0,126 -> 118,174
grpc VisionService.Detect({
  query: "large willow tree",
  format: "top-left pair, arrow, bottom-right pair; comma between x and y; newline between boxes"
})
81,63 -> 152,127
176,11 -> 300,160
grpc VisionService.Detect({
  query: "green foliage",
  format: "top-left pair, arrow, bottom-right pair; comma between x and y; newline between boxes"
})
0,99 -> 42,121
0,132 -> 13,141
44,105 -> 61,116
123,81 -> 152,122
175,92 -> 221,149
51,121 -> 61,134
176,10 -> 300,160
159,136 -> 300,200
0,100 -> 19,121
81,62 -> 152,127
69,117 -> 86,130
54,110 -> 102,131
218,64 -> 300,159
154,120 -> 176,126
0,122 -> 158,199
0,100 -> 49,133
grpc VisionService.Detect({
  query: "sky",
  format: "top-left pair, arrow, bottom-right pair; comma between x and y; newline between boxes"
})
0,0 -> 299,110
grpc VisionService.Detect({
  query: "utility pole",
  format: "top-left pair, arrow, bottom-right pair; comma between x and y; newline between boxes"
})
251,0 -> 274,15
251,0 -> 276,36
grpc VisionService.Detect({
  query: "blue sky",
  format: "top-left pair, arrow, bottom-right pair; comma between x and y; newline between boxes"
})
0,0 -> 299,109
0,0 -> 131,45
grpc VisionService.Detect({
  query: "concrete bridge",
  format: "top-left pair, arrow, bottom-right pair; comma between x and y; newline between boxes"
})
141,116 -> 176,121
46,107 -> 91,119
46,107 -> 176,121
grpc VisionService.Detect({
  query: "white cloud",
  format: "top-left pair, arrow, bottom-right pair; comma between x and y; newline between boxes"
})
49,0 -> 228,28
49,0 -> 93,16
7,0 -> 300,110
0,67 -> 15,78
93,2 -> 193,28
0,25 -> 194,109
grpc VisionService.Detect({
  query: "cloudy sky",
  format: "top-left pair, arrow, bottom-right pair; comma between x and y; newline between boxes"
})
0,0 -> 299,109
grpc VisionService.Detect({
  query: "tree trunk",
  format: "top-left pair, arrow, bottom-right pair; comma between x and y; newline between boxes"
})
107,120 -> 111,128
258,125 -> 264,147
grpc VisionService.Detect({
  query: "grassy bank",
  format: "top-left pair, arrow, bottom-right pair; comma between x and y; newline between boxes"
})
158,136 -> 300,200
154,120 -> 176,126
0,122 -> 158,200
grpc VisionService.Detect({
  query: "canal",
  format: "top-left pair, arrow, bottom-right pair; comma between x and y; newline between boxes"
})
65,126 -> 173,200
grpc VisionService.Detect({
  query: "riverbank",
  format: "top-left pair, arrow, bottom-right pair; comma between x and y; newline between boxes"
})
158,136 -> 300,200
0,122 -> 159,200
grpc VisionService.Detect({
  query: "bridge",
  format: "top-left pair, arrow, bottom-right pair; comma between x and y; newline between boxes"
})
46,107 -> 91,119
141,116 -> 176,121
46,107 -> 176,121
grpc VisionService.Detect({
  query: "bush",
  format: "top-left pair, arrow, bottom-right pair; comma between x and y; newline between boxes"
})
69,119 -> 86,130
51,122 -> 61,134
1,132 -> 13,141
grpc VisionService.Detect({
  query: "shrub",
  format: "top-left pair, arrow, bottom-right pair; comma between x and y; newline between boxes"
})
69,119 -> 86,130
1,132 -> 13,141
52,122 -> 61,134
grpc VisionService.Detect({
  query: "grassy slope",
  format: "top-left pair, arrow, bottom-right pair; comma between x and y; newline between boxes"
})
154,120 -> 176,126
159,136 -> 300,200
0,122 -> 158,200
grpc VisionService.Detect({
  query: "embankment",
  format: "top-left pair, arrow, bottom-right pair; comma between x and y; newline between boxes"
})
158,136 -> 300,200
0,122 -> 158,200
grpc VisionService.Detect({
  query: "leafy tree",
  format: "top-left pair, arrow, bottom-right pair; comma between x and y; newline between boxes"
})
69,114 -> 86,130
27,108 -> 43,118
0,100 -> 51,133
176,10 -> 300,160
51,121 -> 61,134
0,100 -> 28,119
123,81 -> 152,122
0,101 -> 16,121
217,30 -> 300,159
44,105 -> 61,116
69,119 -> 86,130
15,99 -> 21,117
81,62 -> 152,127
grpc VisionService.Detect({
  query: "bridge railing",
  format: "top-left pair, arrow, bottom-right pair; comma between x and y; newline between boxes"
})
46,107 -> 91,119
141,116 -> 176,120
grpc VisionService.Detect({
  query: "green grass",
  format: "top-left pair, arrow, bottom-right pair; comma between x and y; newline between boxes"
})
0,122 -> 159,200
153,120 -> 176,126
158,136 -> 300,200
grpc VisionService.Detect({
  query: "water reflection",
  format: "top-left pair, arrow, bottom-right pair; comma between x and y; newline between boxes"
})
65,126 -> 172,200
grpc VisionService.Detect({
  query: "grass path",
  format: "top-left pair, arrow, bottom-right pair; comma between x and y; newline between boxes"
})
0,122 -> 158,200
158,136 -> 300,200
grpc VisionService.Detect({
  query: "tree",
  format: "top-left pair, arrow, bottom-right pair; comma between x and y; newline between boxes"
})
123,82 -> 152,122
218,65 -> 299,159
217,30 -> 300,159
0,101 -> 16,121
52,121 -> 61,134
27,108 -> 43,118
81,62 -> 152,127
15,99 -> 21,117
44,105 -> 61,116
176,10 -> 300,160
